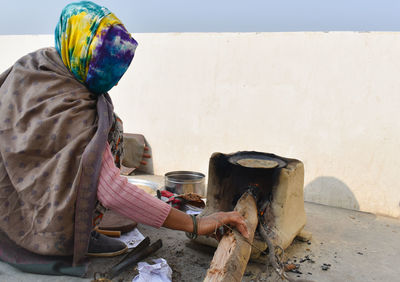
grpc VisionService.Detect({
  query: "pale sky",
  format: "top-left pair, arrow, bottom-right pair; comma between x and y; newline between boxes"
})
1,0 -> 400,35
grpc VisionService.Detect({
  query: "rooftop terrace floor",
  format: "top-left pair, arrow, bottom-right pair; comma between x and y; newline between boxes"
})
1,201 -> 399,281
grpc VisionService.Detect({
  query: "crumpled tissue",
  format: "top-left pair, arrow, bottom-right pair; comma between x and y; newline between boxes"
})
132,258 -> 172,282
117,228 -> 145,248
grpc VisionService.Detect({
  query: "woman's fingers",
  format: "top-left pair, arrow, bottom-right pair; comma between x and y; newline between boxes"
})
143,153 -> 151,159
225,212 -> 249,239
234,221 -> 249,239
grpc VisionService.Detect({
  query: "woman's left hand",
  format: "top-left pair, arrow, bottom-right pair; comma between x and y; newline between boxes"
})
162,208 -> 249,240
197,211 -> 249,239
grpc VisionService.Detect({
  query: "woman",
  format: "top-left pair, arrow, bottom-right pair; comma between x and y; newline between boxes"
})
0,1 -> 248,276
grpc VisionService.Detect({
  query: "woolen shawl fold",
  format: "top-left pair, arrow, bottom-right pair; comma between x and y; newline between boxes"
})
0,47 -> 113,269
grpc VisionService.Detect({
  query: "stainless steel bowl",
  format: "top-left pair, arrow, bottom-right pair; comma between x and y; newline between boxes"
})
165,171 -> 205,196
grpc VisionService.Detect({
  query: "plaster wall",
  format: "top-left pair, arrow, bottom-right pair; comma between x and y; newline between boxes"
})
0,32 -> 399,218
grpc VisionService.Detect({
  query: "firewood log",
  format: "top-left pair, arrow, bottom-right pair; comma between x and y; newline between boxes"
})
204,192 -> 258,282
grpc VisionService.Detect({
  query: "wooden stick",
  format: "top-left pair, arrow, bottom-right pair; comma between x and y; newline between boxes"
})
94,226 -> 121,237
204,192 -> 258,282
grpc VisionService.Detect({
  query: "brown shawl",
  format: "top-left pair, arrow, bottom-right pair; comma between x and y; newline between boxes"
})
0,47 -> 113,266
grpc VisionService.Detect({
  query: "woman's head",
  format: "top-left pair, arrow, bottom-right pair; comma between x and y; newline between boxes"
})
55,1 -> 137,94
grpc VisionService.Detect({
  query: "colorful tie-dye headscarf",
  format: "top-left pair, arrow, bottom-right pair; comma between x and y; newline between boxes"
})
55,1 -> 137,94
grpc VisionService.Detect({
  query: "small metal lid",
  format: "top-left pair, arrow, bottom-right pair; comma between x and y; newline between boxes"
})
165,171 -> 205,184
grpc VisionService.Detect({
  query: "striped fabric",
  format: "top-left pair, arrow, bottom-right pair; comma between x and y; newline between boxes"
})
97,143 -> 171,228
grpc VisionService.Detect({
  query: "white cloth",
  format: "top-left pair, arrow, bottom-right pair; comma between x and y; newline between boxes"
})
132,258 -> 172,282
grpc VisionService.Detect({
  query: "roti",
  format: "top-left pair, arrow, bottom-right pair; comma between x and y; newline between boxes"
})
236,158 -> 279,169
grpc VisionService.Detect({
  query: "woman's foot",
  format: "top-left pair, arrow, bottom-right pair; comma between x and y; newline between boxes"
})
87,231 -> 128,257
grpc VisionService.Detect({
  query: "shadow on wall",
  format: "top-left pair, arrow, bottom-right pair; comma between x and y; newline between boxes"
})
304,176 -> 360,211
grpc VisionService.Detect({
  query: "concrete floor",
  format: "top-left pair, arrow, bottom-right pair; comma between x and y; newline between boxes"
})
1,202 -> 399,281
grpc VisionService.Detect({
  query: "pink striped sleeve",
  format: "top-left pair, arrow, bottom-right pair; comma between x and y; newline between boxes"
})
97,143 -> 171,228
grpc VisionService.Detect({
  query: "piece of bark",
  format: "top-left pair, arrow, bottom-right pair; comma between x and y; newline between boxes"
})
295,229 -> 312,242
204,192 -> 258,282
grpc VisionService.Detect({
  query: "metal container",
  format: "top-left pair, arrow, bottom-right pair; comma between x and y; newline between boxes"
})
165,171 -> 205,196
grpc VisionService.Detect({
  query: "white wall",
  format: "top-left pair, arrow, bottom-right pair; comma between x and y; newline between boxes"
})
1,33 -> 399,218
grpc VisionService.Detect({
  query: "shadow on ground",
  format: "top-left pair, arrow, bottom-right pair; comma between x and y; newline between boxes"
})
304,176 -> 359,211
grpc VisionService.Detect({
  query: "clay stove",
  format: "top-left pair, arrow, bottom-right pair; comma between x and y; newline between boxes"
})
193,151 -> 307,260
